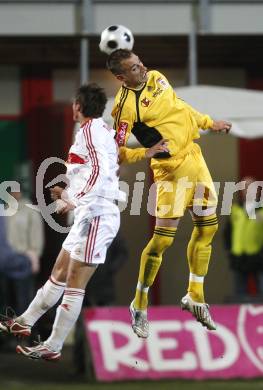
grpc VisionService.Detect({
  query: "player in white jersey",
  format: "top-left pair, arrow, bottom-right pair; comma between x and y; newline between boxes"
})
0,83 -> 124,361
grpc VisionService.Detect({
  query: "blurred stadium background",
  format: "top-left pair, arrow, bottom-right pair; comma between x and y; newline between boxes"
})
0,0 -> 263,388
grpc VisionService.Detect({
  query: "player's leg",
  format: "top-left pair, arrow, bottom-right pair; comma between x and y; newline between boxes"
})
185,148 -> 218,304
133,168 -> 184,316
12,217 -> 82,333
131,162 -> 193,338
17,213 -> 120,360
186,208 -> 218,303
134,217 -> 179,310
180,146 -> 218,330
181,207 -> 218,330
130,217 -> 178,338
0,249 -> 69,337
17,259 -> 96,361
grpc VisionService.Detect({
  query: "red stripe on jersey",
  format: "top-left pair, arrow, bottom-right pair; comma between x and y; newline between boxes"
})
84,220 -> 94,263
85,217 -> 99,263
88,217 -> 100,262
83,122 -> 99,192
67,152 -> 86,164
76,120 -> 100,199
84,217 -> 100,264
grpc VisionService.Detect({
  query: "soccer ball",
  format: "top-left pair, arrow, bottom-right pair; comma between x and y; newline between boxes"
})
99,25 -> 134,55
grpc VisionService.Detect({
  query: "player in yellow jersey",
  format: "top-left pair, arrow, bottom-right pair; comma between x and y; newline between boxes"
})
107,49 -> 232,338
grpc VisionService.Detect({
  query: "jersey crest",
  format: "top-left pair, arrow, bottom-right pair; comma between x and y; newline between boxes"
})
141,97 -> 151,107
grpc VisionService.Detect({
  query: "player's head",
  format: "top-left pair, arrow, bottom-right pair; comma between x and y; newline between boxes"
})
106,49 -> 148,89
73,83 -> 107,122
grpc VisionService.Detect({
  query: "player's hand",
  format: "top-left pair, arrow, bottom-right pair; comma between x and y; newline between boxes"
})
55,199 -> 75,215
211,120 -> 232,134
50,186 -> 64,200
145,139 -> 169,158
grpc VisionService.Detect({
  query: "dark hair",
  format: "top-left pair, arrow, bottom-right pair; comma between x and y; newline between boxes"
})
106,49 -> 133,75
75,83 -> 107,118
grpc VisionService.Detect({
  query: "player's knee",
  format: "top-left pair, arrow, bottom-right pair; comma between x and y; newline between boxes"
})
147,234 -> 175,255
193,224 -> 218,244
52,267 -> 67,283
192,214 -> 218,241
210,222 -> 218,235
201,221 -> 218,236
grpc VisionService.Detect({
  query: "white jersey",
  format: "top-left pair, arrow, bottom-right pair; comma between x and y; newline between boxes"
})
65,117 -> 124,218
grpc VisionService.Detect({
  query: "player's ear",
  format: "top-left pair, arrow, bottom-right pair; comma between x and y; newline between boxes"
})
75,102 -> 81,113
116,74 -> 125,82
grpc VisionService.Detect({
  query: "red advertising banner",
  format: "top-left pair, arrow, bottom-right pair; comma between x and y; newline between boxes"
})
83,305 -> 263,381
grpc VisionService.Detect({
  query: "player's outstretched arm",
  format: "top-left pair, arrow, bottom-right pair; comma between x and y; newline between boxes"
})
210,120 -> 232,134
119,146 -> 148,164
119,139 -> 169,163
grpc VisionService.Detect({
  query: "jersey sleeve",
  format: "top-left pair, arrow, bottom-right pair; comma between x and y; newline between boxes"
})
155,70 -> 213,129
179,99 -> 214,129
119,146 -> 147,164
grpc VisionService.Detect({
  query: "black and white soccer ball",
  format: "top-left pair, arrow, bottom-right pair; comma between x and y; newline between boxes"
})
99,25 -> 134,55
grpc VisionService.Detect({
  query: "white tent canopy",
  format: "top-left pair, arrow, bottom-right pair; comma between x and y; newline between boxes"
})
104,85 -> 263,141
176,85 -> 263,139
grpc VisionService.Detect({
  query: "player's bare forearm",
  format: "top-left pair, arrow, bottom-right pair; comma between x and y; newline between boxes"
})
210,120 -> 232,134
145,139 -> 169,158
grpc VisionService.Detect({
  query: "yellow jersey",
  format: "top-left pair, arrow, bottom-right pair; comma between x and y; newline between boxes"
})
230,204 -> 263,256
112,70 -> 213,165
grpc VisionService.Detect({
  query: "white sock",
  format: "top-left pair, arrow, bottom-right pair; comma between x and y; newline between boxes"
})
18,276 -> 66,327
136,282 -> 149,293
189,273 -> 204,283
45,288 -> 85,352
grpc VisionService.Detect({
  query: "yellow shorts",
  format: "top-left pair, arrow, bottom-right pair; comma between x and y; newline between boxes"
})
152,143 -> 218,219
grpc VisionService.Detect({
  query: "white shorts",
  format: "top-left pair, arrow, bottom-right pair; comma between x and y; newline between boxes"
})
62,207 -> 120,265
